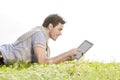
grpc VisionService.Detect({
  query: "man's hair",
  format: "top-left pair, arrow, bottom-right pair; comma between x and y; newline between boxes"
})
42,14 -> 66,28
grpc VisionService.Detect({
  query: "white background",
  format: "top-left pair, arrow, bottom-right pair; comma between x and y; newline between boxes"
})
0,0 -> 120,63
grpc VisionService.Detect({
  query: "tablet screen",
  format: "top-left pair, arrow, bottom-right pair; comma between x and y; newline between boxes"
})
77,40 -> 93,54
73,40 -> 93,60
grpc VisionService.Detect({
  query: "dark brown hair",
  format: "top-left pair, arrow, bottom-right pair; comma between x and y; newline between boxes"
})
42,14 -> 65,28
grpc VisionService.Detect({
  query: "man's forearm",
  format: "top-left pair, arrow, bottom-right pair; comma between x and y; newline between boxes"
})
47,51 -> 72,64
37,48 -> 77,64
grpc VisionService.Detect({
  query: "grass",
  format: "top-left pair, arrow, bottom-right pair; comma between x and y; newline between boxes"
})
0,60 -> 120,80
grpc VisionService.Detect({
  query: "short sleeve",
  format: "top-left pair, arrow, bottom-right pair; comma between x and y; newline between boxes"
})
31,31 -> 46,48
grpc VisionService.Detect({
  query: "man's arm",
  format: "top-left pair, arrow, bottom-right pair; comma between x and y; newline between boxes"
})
34,46 -> 78,64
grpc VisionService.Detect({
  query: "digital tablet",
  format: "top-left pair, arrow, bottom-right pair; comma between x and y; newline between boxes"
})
73,40 -> 93,60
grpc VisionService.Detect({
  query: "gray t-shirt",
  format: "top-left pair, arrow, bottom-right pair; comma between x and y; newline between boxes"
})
0,31 -> 47,64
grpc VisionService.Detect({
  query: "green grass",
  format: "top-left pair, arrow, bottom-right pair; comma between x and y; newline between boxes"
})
0,60 -> 120,80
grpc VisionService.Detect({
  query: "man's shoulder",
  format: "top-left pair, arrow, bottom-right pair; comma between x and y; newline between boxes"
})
32,31 -> 45,38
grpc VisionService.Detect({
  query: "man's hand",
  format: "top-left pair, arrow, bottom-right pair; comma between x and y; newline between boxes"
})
67,48 -> 80,57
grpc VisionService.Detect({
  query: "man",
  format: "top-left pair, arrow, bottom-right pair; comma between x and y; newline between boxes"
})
0,14 -> 79,65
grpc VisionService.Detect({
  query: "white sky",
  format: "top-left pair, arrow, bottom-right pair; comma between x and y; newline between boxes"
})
0,0 -> 120,63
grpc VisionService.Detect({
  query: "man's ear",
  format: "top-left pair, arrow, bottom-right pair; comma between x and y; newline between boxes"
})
48,23 -> 53,30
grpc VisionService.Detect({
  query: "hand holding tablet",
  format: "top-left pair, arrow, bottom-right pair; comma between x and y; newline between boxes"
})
73,40 -> 93,60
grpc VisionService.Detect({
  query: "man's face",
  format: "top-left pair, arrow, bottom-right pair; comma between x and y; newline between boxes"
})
49,23 -> 63,41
